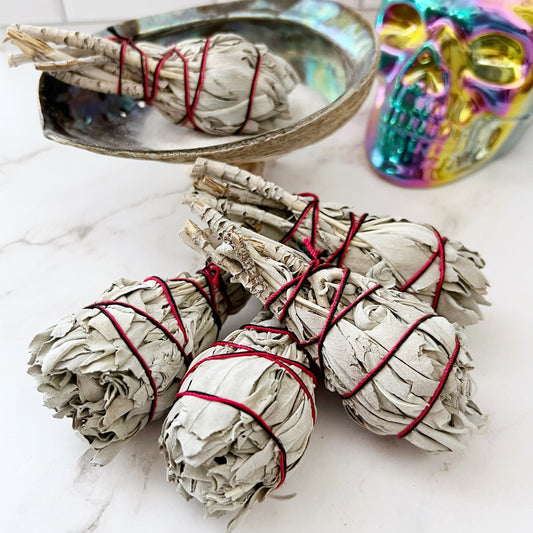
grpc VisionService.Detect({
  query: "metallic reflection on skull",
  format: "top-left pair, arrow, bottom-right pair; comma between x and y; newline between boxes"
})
366,0 -> 533,186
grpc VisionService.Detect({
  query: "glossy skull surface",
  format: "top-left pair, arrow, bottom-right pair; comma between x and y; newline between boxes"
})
366,0 -> 533,186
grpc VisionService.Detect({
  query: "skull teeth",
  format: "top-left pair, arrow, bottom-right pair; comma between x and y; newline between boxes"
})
375,76 -> 454,168
376,120 -> 430,166
382,108 -> 438,141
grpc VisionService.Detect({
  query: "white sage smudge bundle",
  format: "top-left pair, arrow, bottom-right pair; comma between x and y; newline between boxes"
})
188,158 -> 489,326
160,311 -> 316,521
182,201 -> 484,452
6,25 -> 298,135
28,265 -> 247,465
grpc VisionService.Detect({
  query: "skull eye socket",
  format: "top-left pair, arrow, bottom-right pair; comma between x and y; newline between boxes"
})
469,34 -> 525,84
379,3 -> 426,50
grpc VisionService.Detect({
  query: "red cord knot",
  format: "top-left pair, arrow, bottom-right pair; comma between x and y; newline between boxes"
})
281,192 -> 367,271
302,237 -> 322,261
281,193 -> 320,251
169,263 -> 229,335
201,262 -> 223,290
199,262 -> 231,318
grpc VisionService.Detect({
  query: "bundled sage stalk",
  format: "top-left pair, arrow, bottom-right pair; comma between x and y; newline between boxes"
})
181,200 -> 484,452
160,311 -> 316,521
6,25 -> 298,135
188,158 -> 489,326
28,266 -> 248,464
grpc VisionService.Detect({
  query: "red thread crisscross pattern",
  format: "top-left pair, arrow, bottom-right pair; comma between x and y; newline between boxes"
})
281,193 -> 447,310
326,212 -> 368,266
175,324 -> 317,488
281,193 -> 320,249
341,314 -> 435,399
85,263 -> 230,422
266,193 -> 460,438
108,28 -> 261,133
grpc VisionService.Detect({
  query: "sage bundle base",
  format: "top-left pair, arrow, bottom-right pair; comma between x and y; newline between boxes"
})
160,311 -> 316,522
6,25 -> 298,135
188,158 -> 489,326
28,265 -> 247,465
182,199 -> 485,453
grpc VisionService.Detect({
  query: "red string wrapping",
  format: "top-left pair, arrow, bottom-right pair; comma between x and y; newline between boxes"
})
110,33 -> 149,100
199,262 -> 231,313
184,345 -> 317,422
144,276 -> 190,349
176,390 -> 288,487
170,263 -> 228,334
85,263 -> 231,422
281,193 -> 320,249
326,212 -> 368,266
281,193 -> 447,309
340,314 -> 435,399
234,49 -> 262,134
242,324 -> 299,343
266,195 -> 460,439
175,324 -> 317,488
108,28 -> 262,133
397,335 -> 461,438
179,37 -> 210,128
399,228 -> 448,310
85,302 -> 159,421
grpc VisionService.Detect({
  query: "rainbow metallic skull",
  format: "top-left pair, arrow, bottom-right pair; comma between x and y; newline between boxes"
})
366,0 -> 533,186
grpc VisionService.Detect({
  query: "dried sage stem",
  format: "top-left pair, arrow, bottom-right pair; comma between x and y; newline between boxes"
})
6,25 -> 298,135
28,266 -> 247,464
188,158 -> 489,326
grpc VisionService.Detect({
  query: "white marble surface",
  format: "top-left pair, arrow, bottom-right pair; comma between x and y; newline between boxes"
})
1,39 -> 533,533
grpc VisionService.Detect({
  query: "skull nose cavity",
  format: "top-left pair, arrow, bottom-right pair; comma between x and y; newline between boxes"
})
418,51 -> 432,65
402,49 -> 446,96
434,24 -> 459,46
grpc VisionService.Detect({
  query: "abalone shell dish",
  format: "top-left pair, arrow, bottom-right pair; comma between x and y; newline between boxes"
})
39,0 -> 379,163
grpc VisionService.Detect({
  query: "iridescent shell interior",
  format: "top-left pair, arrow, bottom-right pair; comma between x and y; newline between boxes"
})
39,0 -> 378,162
